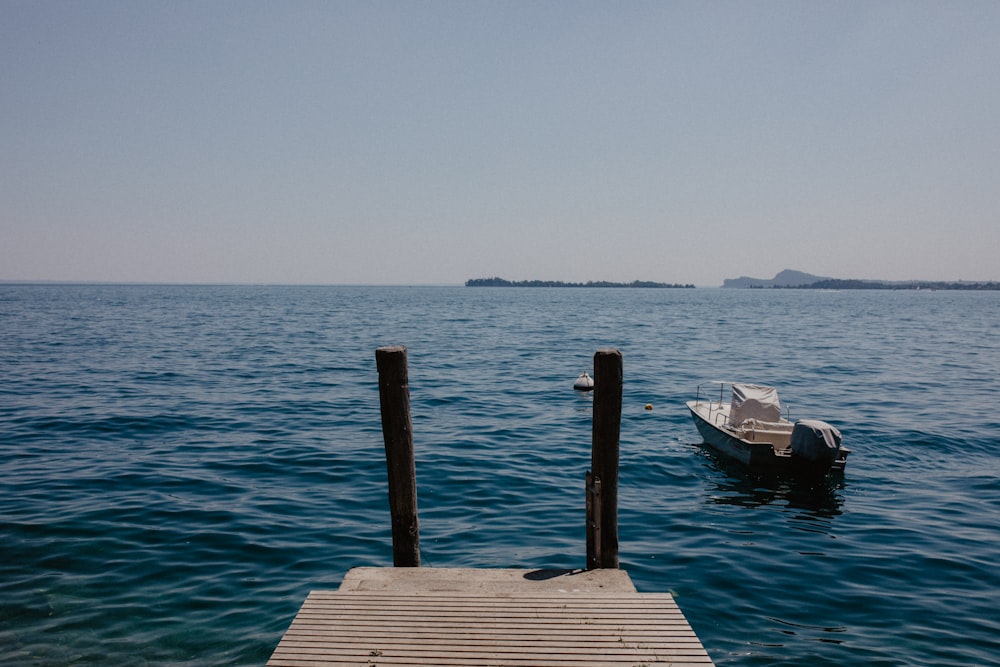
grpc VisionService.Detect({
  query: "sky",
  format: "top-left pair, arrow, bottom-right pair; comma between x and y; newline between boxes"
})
2,1 -> 999,286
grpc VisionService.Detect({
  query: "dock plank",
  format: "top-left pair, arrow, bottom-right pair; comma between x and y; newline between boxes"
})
270,581 -> 713,666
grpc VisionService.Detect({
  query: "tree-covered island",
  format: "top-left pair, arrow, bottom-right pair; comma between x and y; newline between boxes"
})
466,277 -> 695,288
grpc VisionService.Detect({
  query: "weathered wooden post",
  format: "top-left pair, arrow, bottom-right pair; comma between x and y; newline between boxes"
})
375,345 -> 420,567
588,349 -> 622,569
585,471 -> 602,570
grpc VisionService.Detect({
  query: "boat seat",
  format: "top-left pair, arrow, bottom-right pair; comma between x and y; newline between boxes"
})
737,419 -> 789,431
737,419 -> 793,448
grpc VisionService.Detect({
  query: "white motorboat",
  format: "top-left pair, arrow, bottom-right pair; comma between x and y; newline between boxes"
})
686,382 -> 849,473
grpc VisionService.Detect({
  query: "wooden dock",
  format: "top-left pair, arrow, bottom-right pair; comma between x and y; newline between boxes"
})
267,349 -> 714,665
268,567 -> 714,666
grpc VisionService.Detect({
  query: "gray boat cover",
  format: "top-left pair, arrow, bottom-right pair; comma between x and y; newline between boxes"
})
729,383 -> 781,425
791,419 -> 842,466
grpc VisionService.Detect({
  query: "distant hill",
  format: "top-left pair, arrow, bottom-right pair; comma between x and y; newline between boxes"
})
722,269 -> 828,288
722,269 -> 1000,290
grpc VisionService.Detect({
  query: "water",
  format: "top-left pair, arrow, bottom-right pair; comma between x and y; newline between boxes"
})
1,284 -> 998,666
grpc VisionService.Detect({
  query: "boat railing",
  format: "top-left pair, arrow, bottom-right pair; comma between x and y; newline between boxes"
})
694,381 -> 728,405
694,381 -> 731,427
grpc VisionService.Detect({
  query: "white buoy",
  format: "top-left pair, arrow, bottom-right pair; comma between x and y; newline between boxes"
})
573,372 -> 595,391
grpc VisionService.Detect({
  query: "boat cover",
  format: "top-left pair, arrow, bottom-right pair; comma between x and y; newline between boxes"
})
729,383 -> 781,425
791,419 -> 842,467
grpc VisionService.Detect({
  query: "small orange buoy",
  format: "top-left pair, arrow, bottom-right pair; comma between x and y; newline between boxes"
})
644,403 -> 653,411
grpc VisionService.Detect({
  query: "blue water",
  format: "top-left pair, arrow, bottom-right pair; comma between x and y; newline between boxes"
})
1,285 -> 998,666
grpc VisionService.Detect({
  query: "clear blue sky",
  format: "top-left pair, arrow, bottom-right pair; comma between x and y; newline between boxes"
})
3,1 -> 998,285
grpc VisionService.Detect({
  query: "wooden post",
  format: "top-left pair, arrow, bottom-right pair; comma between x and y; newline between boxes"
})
585,471 -> 602,570
590,349 -> 622,568
375,346 -> 420,567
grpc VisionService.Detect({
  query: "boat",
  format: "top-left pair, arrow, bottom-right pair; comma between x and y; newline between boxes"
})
686,382 -> 849,473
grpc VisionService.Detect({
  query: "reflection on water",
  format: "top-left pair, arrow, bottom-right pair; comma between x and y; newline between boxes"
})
755,617 -> 848,646
697,445 -> 846,517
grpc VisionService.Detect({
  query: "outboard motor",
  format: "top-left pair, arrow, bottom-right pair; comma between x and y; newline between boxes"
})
791,419 -> 842,471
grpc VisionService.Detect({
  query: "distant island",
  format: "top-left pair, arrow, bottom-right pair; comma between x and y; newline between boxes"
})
466,277 -> 695,288
723,269 -> 830,288
723,269 -> 1000,290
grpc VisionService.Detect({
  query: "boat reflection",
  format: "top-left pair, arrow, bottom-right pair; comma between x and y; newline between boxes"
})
696,443 -> 845,517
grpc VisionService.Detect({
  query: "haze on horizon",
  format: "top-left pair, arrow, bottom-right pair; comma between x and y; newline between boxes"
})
3,2 -> 999,287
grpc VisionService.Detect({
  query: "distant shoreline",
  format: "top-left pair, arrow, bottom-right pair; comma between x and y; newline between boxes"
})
465,277 -> 696,288
779,279 -> 1000,291
723,269 -> 1000,290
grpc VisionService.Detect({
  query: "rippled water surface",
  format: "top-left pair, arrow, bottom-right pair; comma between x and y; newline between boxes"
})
1,285 -> 998,666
